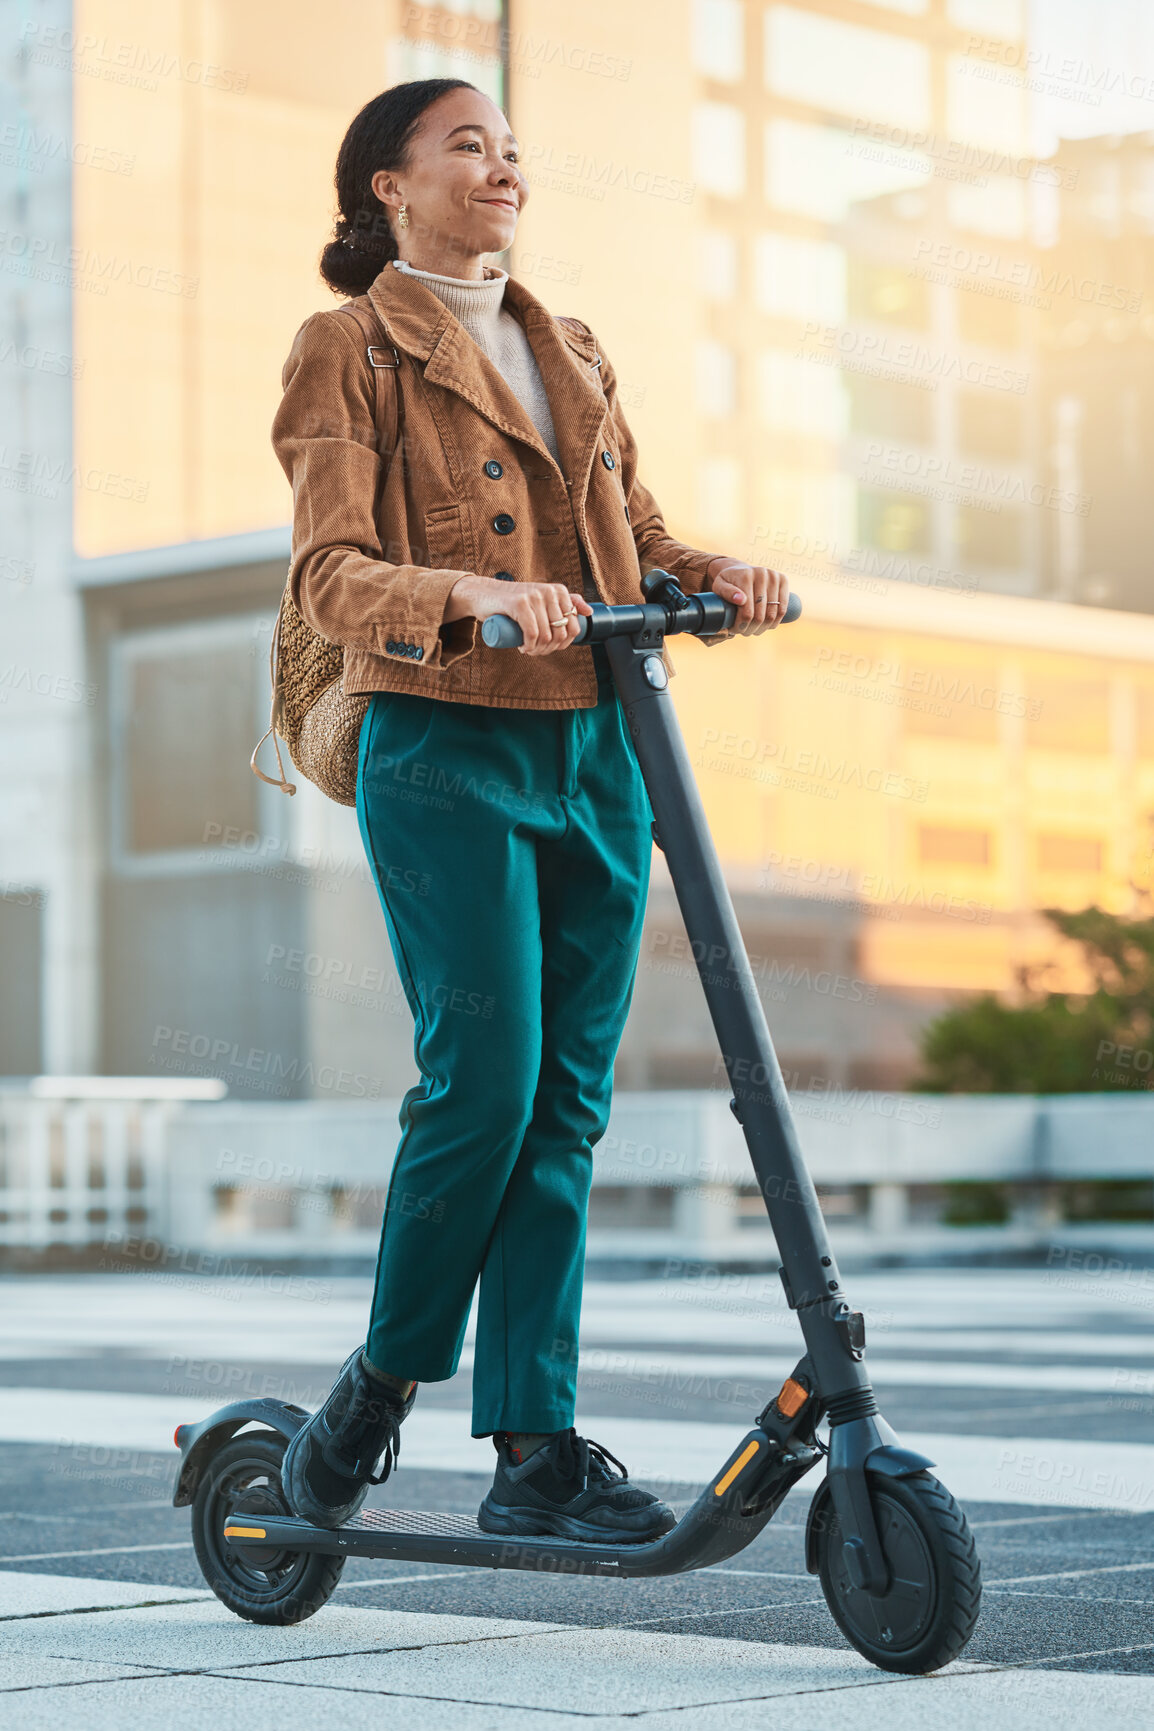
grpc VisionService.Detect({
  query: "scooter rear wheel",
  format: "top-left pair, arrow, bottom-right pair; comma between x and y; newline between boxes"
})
191,1431 -> 344,1624
815,1470 -> 980,1674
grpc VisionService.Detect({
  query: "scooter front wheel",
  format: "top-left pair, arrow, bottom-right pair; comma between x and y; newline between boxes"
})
815,1470 -> 980,1674
191,1431 -> 344,1624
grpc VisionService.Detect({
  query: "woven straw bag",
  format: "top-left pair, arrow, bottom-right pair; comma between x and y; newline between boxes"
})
252,299 -> 400,807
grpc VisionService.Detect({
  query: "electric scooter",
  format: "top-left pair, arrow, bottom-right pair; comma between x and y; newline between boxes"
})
173,572 -> 981,1675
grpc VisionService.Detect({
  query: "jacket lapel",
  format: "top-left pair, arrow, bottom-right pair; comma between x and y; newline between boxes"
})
365,265 -> 608,492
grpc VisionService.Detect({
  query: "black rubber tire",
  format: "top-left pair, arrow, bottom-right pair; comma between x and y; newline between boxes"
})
815,1470 -> 981,1674
190,1431 -> 344,1625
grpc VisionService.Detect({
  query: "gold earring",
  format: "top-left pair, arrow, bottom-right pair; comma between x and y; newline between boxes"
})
398,203 -> 410,230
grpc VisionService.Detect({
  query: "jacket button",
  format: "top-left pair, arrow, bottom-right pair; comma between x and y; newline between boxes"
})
484,459 -> 504,479
493,513 -> 515,535
408,643 -> 419,657
601,450 -> 616,470
493,570 -> 515,582
386,639 -> 397,653
415,646 -> 424,660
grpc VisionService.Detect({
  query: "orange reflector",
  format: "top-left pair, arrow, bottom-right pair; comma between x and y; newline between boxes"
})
714,1438 -> 760,1496
173,1425 -> 184,1449
776,1378 -> 808,1419
224,1525 -> 267,1539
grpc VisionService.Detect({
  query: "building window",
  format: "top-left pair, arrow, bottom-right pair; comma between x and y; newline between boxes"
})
956,288 -> 1022,349
1026,680 -> 1111,753
955,504 -> 1023,570
1137,685 -> 1154,757
111,615 -> 273,861
1036,835 -> 1104,873
764,6 -> 931,130
847,258 -> 929,328
946,52 -> 1028,155
389,1 -> 505,102
765,119 -> 930,223
697,455 -> 744,538
858,488 -> 931,554
902,666 -> 1001,741
699,230 -> 739,300
753,232 -> 845,323
757,351 -> 847,438
947,177 -> 1026,239
691,102 -> 746,198
918,826 -> 992,866
947,0 -> 1022,30
691,0 -> 744,81
957,391 -> 1024,461
846,375 -> 933,445
695,340 -> 738,417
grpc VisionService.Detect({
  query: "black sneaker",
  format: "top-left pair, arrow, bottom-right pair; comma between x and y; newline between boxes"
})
281,1348 -> 416,1529
477,1428 -> 676,1544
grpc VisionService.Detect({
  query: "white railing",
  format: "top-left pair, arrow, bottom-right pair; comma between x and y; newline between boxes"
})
0,1084 -> 1151,1257
0,1079 -> 223,1251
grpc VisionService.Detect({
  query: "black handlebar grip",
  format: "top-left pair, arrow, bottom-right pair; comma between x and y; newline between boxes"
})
480,590 -> 801,648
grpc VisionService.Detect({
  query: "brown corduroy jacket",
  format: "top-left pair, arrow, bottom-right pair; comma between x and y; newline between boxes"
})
271,263 -> 719,709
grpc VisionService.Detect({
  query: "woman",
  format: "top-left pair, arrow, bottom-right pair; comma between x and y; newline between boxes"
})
274,78 -> 789,1543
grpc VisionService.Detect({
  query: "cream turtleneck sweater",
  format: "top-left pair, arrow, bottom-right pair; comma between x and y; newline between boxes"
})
391,257 -> 596,601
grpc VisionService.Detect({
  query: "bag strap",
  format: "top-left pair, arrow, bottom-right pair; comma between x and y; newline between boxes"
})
251,300 -> 402,797
334,298 -> 401,462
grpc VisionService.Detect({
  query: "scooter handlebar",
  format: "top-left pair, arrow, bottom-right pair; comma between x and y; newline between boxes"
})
481,586 -> 802,649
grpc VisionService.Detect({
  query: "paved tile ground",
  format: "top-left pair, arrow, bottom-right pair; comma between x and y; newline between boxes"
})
0,1265 -> 1152,1726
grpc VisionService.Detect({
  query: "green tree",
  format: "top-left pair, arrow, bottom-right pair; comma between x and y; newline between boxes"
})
913,904 -> 1154,1094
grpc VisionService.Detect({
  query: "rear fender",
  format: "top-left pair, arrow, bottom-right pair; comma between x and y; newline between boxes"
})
172,1399 -> 308,1507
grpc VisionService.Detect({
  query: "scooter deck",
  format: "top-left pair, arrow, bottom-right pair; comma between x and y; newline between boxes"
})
226,1502 -> 642,1577
221,1428 -> 823,1580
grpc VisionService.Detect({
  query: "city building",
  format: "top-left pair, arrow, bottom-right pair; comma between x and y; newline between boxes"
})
2,0 -> 1151,1101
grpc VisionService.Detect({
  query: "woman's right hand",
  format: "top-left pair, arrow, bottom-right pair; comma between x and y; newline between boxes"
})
445,575 -> 594,656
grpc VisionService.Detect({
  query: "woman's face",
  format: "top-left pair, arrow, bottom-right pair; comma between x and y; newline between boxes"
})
371,86 -> 528,275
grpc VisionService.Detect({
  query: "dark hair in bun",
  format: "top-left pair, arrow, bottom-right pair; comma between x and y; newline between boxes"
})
319,78 -> 480,296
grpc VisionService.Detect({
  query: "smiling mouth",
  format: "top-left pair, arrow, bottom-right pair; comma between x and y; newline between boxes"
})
478,198 -> 518,210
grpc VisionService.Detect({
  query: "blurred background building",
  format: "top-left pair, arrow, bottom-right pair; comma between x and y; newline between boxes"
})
3,0 -> 1154,1103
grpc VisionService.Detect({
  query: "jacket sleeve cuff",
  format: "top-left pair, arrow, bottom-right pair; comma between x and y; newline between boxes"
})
369,568 -> 479,669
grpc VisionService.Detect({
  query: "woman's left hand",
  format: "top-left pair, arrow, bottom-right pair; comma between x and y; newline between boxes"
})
703,557 -> 790,637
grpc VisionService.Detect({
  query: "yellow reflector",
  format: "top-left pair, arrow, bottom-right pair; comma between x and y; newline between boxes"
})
776,1378 -> 808,1419
224,1525 -> 267,1539
714,1438 -> 760,1496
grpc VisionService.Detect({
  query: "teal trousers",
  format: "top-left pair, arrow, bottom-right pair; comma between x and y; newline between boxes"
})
355,640 -> 653,1437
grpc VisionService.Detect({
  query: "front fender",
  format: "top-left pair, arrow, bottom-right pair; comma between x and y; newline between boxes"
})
803,1444 -> 937,1574
172,1399 -> 309,1507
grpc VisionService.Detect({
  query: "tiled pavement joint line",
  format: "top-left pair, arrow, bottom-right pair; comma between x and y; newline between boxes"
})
1,1670 -> 160,1697
1,1540 -> 194,1563
0,1593 -> 212,1623
991,1560 -> 1154,1585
